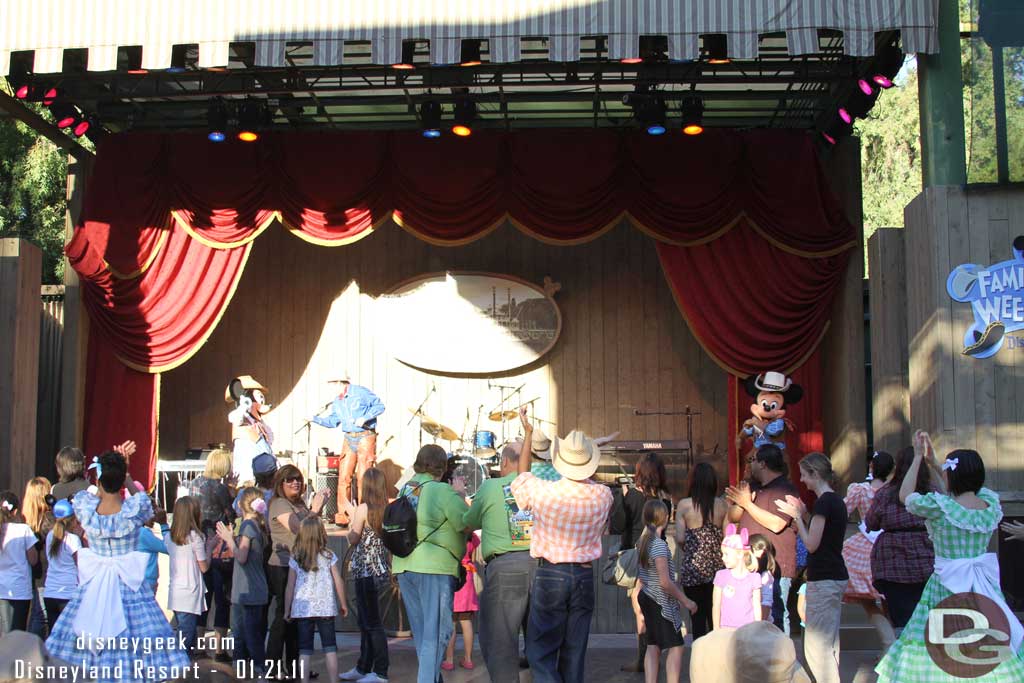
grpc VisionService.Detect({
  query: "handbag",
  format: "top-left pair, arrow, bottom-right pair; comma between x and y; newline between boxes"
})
602,545 -> 639,589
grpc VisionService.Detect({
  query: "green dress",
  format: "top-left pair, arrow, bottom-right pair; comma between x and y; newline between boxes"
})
875,487 -> 1024,682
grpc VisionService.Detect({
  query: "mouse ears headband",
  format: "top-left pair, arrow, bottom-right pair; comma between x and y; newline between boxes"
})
722,524 -> 751,551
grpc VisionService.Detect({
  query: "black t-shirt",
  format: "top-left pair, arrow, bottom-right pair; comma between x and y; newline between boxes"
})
806,491 -> 849,582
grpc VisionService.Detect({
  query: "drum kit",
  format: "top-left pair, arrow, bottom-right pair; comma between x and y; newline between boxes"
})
407,382 -> 547,496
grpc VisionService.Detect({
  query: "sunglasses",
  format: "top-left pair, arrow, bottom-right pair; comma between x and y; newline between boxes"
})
284,476 -> 303,484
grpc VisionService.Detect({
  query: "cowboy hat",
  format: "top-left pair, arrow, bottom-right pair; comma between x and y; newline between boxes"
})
754,371 -> 791,393
553,430 -> 601,481
224,375 -> 268,403
327,371 -> 352,384
531,427 -> 553,460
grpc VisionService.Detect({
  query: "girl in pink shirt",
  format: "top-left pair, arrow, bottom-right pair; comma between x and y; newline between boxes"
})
712,525 -> 762,630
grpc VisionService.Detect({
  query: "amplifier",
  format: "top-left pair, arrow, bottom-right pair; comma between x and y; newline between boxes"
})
312,472 -> 339,519
318,455 -> 342,471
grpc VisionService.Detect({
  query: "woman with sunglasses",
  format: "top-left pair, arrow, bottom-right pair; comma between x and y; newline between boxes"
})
267,465 -> 329,680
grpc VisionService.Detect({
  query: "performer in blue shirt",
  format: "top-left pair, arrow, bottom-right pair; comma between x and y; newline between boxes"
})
312,373 -> 385,526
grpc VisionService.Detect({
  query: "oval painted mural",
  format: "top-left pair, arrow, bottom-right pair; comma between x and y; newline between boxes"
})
379,272 -> 562,375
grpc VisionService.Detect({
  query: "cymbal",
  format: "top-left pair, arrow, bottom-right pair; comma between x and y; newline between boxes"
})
421,420 -> 459,441
489,410 -> 518,422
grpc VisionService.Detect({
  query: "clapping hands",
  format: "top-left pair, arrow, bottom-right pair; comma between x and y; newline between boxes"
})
215,521 -> 234,544
775,494 -> 806,519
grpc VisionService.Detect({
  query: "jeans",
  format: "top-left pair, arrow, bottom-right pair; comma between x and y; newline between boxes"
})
354,576 -> 389,677
29,586 -> 47,637
175,611 -> 200,654
267,564 -> 299,673
397,572 -> 456,683
803,579 -> 847,683
43,598 -> 69,631
0,600 -> 31,633
478,552 -> 535,683
772,576 -> 796,636
235,603 -> 268,675
296,616 -> 337,655
685,582 -> 714,639
203,559 -> 233,629
874,579 -> 927,629
526,562 -> 595,683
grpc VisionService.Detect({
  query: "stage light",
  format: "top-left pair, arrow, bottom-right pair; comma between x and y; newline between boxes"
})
622,36 -> 668,65
73,117 -> 92,137
857,79 -> 874,96
207,99 -> 228,142
42,87 -> 58,105
460,40 -> 482,67
703,34 -> 730,64
838,108 -> 852,124
48,101 -> 78,129
394,40 -> 417,69
452,100 -> 476,136
681,98 -> 704,135
237,100 -> 265,142
821,132 -> 837,145
871,44 -> 903,90
820,119 -> 852,146
842,81 -> 881,120
420,100 -> 443,138
15,84 -> 29,99
620,58 -> 643,65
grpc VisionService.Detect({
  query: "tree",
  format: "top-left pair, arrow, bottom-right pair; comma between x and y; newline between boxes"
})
0,90 -> 67,284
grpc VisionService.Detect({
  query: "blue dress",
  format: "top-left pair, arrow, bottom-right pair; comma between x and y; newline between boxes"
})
46,490 -> 191,681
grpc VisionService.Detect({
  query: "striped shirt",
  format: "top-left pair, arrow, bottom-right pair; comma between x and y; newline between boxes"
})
638,537 -> 681,630
510,472 -> 612,564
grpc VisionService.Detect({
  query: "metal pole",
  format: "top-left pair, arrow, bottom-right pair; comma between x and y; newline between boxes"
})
919,0 -> 967,187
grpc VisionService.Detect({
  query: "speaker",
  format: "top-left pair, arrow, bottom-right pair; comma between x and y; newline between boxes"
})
312,472 -> 339,519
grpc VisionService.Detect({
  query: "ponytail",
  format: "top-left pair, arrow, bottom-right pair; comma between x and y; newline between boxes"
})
49,516 -> 72,558
636,499 -> 669,567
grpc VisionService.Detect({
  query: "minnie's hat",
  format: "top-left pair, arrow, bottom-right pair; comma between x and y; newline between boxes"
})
722,523 -> 750,551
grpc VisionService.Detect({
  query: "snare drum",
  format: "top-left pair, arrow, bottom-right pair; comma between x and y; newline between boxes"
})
473,430 -> 497,456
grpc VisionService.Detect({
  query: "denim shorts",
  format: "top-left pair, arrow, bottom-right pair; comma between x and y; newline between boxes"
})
295,616 -> 337,655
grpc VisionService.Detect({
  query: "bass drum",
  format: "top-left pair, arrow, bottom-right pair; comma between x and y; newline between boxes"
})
450,451 -> 489,498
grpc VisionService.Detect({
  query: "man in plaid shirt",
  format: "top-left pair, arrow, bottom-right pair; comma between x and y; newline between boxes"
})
510,410 -> 613,683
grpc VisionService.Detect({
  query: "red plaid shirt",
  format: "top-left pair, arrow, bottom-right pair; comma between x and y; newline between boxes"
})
864,483 -> 935,584
510,472 -> 613,564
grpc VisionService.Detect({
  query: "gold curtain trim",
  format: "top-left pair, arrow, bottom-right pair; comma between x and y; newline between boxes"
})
660,253 -> 833,378
284,212 -> 389,247
509,212 -> 623,246
392,211 -> 504,247
105,228 -> 170,280
150,372 -> 161,494
171,209 -> 277,249
116,241 -> 254,374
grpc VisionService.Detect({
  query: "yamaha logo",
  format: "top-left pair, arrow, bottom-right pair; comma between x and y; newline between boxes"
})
925,592 -> 1014,678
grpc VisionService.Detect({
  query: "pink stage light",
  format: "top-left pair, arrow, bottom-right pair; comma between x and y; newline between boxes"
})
838,108 -> 852,124
15,84 -> 29,99
873,74 -> 894,89
73,119 -> 90,136
821,132 -> 836,145
857,79 -> 873,95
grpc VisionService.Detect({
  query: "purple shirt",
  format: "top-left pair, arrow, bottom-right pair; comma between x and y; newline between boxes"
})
714,568 -> 762,629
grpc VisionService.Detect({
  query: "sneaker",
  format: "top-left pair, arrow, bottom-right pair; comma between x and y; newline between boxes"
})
356,675 -> 388,683
339,669 -> 365,681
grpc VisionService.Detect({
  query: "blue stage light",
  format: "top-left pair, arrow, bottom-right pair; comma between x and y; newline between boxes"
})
647,124 -> 666,136
208,131 -> 226,142
422,129 -> 442,139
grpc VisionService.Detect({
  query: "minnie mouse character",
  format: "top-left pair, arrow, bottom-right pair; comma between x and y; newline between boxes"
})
226,375 -> 274,485
737,371 -> 803,452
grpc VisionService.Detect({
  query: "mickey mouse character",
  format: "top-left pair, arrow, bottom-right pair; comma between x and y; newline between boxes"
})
736,371 -> 803,452
226,375 -> 274,485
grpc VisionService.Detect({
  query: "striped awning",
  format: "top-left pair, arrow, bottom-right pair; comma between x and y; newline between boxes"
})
1,0 -> 939,76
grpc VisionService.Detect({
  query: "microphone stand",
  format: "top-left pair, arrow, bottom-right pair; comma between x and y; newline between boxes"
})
296,398 -> 336,475
408,385 -> 434,448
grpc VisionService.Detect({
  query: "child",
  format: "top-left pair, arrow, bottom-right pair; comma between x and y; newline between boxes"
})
339,469 -> 391,683
749,534 -> 776,621
0,491 -> 40,631
137,501 -> 169,596
285,517 -> 349,683
635,500 -> 697,683
443,531 -> 480,672
23,477 -> 54,637
216,487 -> 270,679
712,524 -> 762,630
164,496 -> 210,655
42,499 -> 82,628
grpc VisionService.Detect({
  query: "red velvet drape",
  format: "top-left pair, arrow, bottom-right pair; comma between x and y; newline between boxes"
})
69,129 -> 854,488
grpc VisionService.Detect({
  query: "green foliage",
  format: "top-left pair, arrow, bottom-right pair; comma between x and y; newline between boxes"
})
857,64 -> 923,246
0,97 -> 67,284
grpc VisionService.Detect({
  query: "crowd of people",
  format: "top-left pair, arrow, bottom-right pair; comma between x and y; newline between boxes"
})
1,419 -> 1023,683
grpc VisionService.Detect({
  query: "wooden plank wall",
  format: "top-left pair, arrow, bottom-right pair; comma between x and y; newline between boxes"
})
0,239 -> 42,492
867,229 -> 911,455
905,186 -> 1024,494
820,138 -> 868,487
37,285 -> 65,477
159,220 -> 731,491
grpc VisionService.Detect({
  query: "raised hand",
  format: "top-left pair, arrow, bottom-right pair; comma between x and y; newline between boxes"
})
725,481 -> 753,509
114,440 -> 137,460
215,521 -> 234,544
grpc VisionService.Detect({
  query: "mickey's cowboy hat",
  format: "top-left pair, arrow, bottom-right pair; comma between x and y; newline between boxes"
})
224,375 -> 268,403
553,430 -> 601,481
327,371 -> 352,384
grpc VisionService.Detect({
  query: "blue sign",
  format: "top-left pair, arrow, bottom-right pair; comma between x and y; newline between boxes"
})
946,237 -> 1024,358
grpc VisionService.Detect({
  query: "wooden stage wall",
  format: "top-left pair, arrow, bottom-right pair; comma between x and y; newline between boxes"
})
159,220 -> 731,486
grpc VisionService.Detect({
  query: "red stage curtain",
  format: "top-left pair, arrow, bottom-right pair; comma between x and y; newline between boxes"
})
69,129 -> 854,488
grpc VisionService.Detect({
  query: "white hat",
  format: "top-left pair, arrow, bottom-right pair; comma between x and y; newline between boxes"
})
755,371 -> 791,393
553,430 -> 601,481
328,372 -> 352,384
531,427 -> 553,460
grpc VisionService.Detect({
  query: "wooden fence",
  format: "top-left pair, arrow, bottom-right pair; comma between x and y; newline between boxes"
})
38,285 -> 63,477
